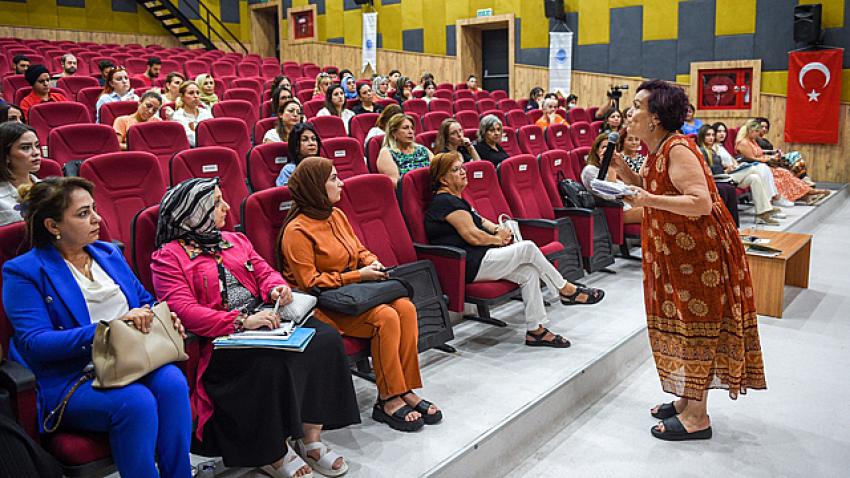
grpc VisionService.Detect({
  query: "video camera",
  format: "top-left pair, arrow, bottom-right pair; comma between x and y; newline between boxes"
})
607,84 -> 629,101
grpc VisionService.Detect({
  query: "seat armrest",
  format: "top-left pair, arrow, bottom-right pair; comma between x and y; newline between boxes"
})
413,243 -> 467,259
413,243 -> 467,313
0,360 -> 36,394
514,218 -> 558,229
0,359 -> 39,439
554,207 -> 593,217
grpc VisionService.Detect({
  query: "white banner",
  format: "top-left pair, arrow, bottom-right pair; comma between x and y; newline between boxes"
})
362,12 -> 378,74
548,31 -> 573,96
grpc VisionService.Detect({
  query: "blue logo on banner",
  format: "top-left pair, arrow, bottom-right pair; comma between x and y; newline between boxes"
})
555,49 -> 567,63
366,39 -> 373,50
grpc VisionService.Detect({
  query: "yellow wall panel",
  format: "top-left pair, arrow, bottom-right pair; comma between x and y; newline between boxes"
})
715,0 -> 755,36
57,7 -> 87,32
445,0 -> 471,26
113,12 -> 141,35
643,0 -> 677,41
422,0 -> 447,55
577,1 -> 609,45
611,0 -> 644,8
842,70 -> 850,102
343,10 -> 362,47
676,74 -> 690,85
799,0 -> 844,29
323,0 -> 344,39
761,70 -> 788,96
0,2 -> 30,27
520,0 -> 548,49
29,0 -> 58,29
378,4 -> 402,50
291,0 -> 309,8
401,0 -> 423,30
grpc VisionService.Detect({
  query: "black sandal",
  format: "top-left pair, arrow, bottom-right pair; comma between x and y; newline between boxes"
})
651,416 -> 712,441
651,401 -> 679,420
372,396 -> 424,432
525,328 -> 571,348
400,391 -> 442,425
560,286 -> 605,305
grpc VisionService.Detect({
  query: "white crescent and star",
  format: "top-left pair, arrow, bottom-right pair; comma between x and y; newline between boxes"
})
798,61 -> 831,102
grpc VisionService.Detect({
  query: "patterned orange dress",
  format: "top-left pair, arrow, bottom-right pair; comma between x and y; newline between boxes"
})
641,135 -> 767,400
737,138 -> 811,201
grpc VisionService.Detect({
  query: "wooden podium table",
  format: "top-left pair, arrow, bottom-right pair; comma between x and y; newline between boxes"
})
741,229 -> 812,318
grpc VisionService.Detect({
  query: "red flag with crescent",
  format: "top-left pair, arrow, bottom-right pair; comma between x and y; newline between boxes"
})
784,49 -> 843,144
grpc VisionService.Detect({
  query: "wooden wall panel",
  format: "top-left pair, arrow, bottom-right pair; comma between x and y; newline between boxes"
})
0,25 -> 180,48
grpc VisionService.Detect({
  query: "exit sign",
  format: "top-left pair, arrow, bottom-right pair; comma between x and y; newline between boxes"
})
477,8 -> 493,17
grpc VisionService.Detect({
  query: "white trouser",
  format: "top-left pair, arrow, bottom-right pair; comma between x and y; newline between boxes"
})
474,241 -> 568,330
751,163 -> 778,198
730,169 -> 773,214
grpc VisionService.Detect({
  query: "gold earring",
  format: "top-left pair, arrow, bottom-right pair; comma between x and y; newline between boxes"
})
650,123 -> 656,132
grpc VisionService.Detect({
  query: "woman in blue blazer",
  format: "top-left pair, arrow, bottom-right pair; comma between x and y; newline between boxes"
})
2,177 -> 192,478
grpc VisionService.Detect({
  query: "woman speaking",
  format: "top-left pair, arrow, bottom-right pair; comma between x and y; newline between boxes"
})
610,80 -> 766,441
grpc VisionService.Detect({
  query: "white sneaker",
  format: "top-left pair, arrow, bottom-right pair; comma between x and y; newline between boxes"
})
773,197 -> 794,208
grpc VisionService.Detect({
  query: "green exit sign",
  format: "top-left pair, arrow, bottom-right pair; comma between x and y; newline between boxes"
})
477,8 -> 493,17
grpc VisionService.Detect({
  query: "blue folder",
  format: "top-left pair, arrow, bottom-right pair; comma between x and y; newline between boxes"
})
213,327 -> 316,352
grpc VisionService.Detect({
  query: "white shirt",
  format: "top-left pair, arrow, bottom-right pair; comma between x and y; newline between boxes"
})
65,259 -> 130,324
95,90 -> 139,123
316,107 -> 355,134
172,107 -> 213,147
364,127 -> 384,148
0,176 -> 38,227
263,128 -> 282,143
714,144 -> 736,168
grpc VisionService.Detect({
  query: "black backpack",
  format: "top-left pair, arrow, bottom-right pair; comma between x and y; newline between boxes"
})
557,171 -> 596,209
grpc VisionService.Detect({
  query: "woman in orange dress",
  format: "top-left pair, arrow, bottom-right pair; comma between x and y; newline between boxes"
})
612,80 -> 766,441
735,118 -> 827,205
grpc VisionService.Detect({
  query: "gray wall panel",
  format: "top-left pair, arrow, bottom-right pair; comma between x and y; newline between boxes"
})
714,34 -> 754,61
402,29 -> 424,53
517,48 -> 548,67
179,0 -> 200,20
220,0 -> 240,23
676,0 -> 715,74
753,0 -> 794,70
308,0 -> 326,16
641,40 -> 677,80
445,25 -> 456,56
111,0 -> 137,13
327,37 -> 344,44
574,44 -> 609,74
57,0 -> 86,6
608,6 -> 642,76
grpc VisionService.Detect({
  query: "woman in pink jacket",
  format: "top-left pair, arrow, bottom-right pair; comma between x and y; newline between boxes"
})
150,178 -> 358,478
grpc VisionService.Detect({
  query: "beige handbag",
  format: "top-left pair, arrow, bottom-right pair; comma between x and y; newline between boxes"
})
92,301 -> 188,389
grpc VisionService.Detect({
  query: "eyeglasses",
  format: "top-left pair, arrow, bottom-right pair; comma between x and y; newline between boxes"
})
450,165 -> 466,174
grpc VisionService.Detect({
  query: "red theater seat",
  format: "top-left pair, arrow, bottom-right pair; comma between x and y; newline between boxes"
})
455,110 -> 479,130
322,137 -> 367,180
349,113 -> 379,145
253,117 -> 277,144
498,98 -> 520,113
212,99 -> 258,131
170,147 -> 248,229
403,98 -> 427,116
126,121 -> 191,178
422,111 -> 450,132
196,117 -> 251,167
517,125 -> 548,156
56,75 -> 100,98
80,151 -> 166,249
311,115 -> 347,140
366,134 -> 385,173
428,98 -> 452,114
28,102 -> 92,151
98,100 -> 137,127
569,121 -> 594,148
48,124 -> 120,166
477,98 -> 497,114
545,123 -> 574,151
453,98 -> 475,112
500,126 -> 521,157
505,109 -> 530,128
415,131 -> 437,152
247,142 -> 288,191
224,87 -> 261,110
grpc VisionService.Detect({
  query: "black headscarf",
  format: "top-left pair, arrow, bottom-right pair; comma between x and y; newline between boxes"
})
24,65 -> 50,86
155,178 -> 222,251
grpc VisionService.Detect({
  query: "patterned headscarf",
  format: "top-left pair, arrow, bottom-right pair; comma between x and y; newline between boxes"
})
194,73 -> 219,106
155,178 -> 222,250
372,76 -> 388,98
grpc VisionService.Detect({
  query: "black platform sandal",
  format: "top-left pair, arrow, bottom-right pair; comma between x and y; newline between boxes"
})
525,328 -> 571,348
560,286 -> 605,305
651,401 -> 679,420
400,391 -> 442,425
372,396 -> 425,432
651,416 -> 712,441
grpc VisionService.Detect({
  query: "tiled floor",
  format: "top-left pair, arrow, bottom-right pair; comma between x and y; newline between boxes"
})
512,196 -> 850,478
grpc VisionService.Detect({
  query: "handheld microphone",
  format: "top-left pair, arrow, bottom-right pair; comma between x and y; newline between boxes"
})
596,131 -> 620,180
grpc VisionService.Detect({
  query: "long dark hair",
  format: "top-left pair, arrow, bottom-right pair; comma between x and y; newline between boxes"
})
0,122 -> 37,182
288,123 -> 322,166
18,177 -> 95,248
323,84 -> 346,116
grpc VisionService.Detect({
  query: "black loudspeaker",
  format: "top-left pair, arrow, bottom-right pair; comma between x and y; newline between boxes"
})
545,0 -> 566,20
794,4 -> 822,46
353,0 -> 372,5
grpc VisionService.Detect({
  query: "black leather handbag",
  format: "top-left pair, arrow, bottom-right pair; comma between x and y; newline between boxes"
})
311,279 -> 413,316
557,171 -> 596,209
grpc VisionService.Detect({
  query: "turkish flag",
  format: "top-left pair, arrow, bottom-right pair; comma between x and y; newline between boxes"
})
785,49 -> 843,144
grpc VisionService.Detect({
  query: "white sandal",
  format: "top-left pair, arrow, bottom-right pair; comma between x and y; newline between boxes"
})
295,439 -> 349,477
260,443 -> 314,478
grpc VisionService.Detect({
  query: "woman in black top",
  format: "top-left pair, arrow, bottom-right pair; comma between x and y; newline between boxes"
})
525,87 -> 544,112
350,83 -> 384,115
473,114 -> 509,167
424,153 -> 604,348
434,118 -> 480,162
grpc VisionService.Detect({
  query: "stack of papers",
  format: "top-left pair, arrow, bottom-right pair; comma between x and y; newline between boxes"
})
590,179 -> 635,197
213,327 -> 316,352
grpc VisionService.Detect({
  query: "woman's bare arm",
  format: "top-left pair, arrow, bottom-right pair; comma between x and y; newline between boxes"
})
625,145 -> 712,216
445,210 -> 504,246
